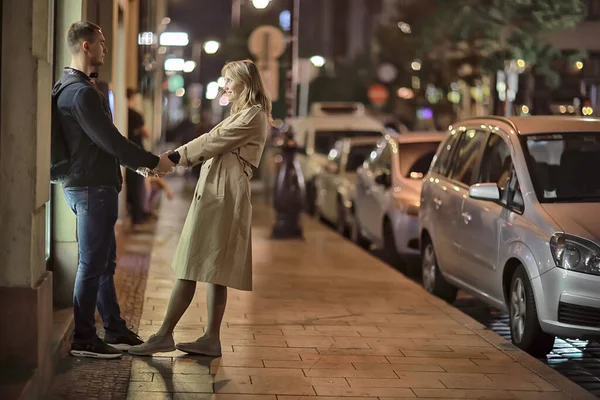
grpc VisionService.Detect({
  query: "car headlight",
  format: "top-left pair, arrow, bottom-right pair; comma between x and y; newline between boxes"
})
550,233 -> 600,276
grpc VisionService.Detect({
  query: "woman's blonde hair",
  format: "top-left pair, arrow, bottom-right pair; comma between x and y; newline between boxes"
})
221,59 -> 273,126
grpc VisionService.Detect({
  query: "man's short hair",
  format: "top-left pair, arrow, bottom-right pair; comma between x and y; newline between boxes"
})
67,21 -> 102,52
126,88 -> 138,100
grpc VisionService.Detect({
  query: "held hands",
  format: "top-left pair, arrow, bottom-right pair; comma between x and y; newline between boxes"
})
137,151 -> 177,178
154,151 -> 177,176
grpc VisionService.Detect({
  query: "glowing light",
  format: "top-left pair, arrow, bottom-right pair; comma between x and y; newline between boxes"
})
203,40 -> 220,55
517,59 -> 526,68
398,22 -> 411,34
412,76 -> 420,90
397,87 -> 414,99
576,61 -> 584,70
279,10 -> 291,31
310,55 -> 326,68
411,60 -> 422,71
448,91 -> 460,104
159,32 -> 189,46
252,0 -> 271,9
175,88 -> 185,97
164,58 -> 185,71
162,17 -> 171,25
183,61 -> 196,73
137,32 -> 155,45
521,105 -> 530,114
218,77 -> 226,87
206,81 -> 220,100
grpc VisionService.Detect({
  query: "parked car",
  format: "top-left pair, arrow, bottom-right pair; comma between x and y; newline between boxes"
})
353,132 -> 445,269
288,102 -> 387,214
419,116 -> 600,356
314,137 -> 379,235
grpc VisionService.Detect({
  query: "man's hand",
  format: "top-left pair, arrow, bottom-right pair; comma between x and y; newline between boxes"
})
155,152 -> 176,174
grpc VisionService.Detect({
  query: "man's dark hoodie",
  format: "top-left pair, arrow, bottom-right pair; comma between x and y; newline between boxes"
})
54,68 -> 159,191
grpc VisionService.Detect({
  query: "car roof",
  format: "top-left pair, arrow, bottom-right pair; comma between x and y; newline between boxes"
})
342,136 -> 381,146
455,116 -> 600,136
390,131 -> 446,144
289,115 -> 385,131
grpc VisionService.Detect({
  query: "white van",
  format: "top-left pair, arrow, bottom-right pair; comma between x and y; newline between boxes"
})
289,102 -> 387,213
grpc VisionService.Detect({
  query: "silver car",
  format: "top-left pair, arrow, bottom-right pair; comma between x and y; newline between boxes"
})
314,137 -> 380,235
419,116 -> 600,356
353,132 -> 445,268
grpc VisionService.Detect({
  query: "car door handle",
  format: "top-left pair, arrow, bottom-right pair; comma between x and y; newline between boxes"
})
433,197 -> 442,209
462,212 -> 472,224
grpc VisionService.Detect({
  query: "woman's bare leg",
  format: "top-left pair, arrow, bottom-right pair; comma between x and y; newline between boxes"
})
204,283 -> 228,339
174,283 -> 227,356
155,279 -> 197,337
128,279 -> 197,355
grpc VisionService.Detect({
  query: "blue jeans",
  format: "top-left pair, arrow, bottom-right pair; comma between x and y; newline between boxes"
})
63,186 -> 128,343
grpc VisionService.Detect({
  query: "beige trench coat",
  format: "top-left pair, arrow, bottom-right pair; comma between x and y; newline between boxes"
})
172,105 -> 267,290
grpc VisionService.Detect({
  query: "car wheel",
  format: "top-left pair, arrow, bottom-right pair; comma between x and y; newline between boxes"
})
383,220 -> 405,272
336,200 -> 349,237
305,180 -> 317,215
351,211 -> 370,249
314,204 -> 324,222
421,240 -> 457,303
509,267 -> 555,357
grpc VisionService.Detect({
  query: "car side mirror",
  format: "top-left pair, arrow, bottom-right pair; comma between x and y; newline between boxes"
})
375,172 -> 391,188
469,183 -> 500,202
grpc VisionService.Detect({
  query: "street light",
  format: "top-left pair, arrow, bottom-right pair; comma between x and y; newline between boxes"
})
203,40 -> 221,55
164,58 -> 185,71
310,55 -> 326,68
183,61 -> 196,73
252,0 -> 271,9
159,32 -> 189,46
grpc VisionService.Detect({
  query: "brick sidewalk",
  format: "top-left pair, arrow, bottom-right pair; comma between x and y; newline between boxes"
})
126,177 -> 595,400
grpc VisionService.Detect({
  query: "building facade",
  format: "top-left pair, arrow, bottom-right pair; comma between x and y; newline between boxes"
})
0,0 -> 165,398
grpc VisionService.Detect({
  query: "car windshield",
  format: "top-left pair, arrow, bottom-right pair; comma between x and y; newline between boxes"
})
314,130 -> 381,155
525,132 -> 600,203
346,144 -> 375,172
398,141 -> 441,179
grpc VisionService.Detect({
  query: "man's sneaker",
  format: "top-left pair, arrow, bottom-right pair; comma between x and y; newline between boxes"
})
70,338 -> 123,359
104,329 -> 144,350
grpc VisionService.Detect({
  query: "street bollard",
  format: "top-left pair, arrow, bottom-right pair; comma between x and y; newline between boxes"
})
271,131 -> 305,239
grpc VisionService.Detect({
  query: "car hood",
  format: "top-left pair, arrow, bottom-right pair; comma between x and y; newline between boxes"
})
541,203 -> 600,244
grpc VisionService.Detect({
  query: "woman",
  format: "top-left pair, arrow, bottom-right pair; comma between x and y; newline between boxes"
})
129,59 -> 272,356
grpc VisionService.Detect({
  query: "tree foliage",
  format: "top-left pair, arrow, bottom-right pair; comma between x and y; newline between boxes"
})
377,0 -> 588,88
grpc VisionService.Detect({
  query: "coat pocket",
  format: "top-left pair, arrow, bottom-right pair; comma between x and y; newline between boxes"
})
216,165 -> 227,198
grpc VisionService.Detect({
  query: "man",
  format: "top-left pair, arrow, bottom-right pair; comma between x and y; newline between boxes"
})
55,21 -> 174,359
125,88 -> 151,225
